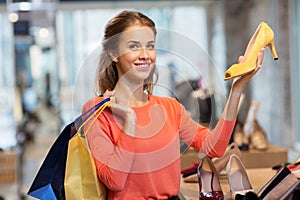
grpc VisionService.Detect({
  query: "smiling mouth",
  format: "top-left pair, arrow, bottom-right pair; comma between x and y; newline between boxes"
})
135,63 -> 152,70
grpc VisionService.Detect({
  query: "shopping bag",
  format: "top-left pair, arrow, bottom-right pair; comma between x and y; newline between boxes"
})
64,99 -> 110,200
27,97 -> 110,200
27,122 -> 74,200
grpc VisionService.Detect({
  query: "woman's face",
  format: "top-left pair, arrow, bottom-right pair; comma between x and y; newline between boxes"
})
115,25 -> 156,83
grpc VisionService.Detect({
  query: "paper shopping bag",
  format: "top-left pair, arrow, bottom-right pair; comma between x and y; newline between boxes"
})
64,99 -> 110,200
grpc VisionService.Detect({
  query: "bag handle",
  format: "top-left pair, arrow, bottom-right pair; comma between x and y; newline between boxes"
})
77,98 -> 111,137
74,97 -> 111,130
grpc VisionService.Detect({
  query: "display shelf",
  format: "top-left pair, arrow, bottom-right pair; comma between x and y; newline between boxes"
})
240,144 -> 288,168
180,143 -> 288,170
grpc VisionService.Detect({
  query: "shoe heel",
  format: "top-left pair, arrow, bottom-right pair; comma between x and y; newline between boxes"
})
197,157 -> 224,200
267,40 -> 278,60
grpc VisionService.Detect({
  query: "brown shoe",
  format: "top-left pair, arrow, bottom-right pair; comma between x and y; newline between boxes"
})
234,123 -> 249,150
212,143 -> 241,174
249,120 -> 268,150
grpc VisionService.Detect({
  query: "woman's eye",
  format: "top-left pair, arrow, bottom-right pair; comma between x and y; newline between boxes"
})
129,44 -> 140,50
147,44 -> 155,50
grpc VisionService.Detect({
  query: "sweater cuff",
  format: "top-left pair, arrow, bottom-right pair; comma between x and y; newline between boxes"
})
217,117 -> 236,142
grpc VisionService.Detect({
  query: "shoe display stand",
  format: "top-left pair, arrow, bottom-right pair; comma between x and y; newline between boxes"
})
240,143 -> 288,168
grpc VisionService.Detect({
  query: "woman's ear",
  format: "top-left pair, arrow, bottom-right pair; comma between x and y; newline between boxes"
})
109,51 -> 118,62
112,57 -> 118,63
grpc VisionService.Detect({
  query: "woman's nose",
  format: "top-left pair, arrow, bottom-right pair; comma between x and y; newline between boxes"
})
139,48 -> 149,59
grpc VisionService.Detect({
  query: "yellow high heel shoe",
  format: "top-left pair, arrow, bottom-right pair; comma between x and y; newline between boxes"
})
224,21 -> 278,80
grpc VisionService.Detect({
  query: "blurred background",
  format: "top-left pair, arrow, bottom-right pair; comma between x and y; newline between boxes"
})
0,0 -> 299,199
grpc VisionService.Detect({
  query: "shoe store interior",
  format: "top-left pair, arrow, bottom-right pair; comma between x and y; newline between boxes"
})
1,0 -> 300,199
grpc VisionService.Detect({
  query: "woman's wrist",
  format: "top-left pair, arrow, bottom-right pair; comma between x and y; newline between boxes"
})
230,87 -> 243,101
222,86 -> 243,121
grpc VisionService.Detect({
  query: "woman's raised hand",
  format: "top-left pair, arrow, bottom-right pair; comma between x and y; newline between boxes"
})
232,48 -> 265,92
103,90 -> 136,136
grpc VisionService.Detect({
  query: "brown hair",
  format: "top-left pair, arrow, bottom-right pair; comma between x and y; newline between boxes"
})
95,10 -> 158,95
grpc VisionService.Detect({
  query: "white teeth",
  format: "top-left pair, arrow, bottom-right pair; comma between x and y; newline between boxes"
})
137,64 -> 150,68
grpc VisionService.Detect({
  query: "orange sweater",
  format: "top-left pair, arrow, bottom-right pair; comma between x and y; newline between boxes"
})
83,95 -> 235,200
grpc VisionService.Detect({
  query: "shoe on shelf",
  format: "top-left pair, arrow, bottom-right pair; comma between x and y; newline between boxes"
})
271,162 -> 291,170
224,21 -> 278,80
249,120 -> 268,150
212,143 -> 241,174
226,154 -> 254,199
272,155 -> 300,170
198,156 -> 224,200
257,167 -> 299,200
243,101 -> 260,137
233,123 -> 249,151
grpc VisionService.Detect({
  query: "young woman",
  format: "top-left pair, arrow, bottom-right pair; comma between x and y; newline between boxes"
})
82,10 -> 264,200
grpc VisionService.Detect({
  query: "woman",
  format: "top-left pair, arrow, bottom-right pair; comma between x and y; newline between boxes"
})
83,10 -> 264,199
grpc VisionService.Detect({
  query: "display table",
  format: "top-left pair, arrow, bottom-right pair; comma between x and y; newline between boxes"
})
179,168 -> 277,200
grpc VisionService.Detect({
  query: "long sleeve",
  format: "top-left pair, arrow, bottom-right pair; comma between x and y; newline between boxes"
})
178,103 -> 236,158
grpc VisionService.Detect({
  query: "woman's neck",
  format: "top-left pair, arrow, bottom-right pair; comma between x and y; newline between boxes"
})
114,83 -> 149,107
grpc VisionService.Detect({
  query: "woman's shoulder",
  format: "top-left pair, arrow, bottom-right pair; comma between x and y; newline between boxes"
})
82,96 -> 105,112
150,95 -> 181,106
149,95 -> 184,117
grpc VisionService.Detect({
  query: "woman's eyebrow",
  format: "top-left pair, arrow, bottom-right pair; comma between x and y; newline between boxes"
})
127,40 -> 140,44
127,40 -> 155,44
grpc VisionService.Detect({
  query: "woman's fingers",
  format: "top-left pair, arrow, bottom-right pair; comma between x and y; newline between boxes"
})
257,48 -> 265,68
103,91 -> 131,117
232,48 -> 265,88
102,90 -> 136,136
251,48 -> 265,75
238,55 -> 245,63
103,90 -> 115,98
